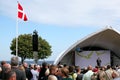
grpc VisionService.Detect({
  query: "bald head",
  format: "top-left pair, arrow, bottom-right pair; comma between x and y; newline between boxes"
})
48,75 -> 57,80
87,65 -> 93,70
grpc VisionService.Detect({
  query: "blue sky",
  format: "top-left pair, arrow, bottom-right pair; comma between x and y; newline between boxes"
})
1,0 -> 120,61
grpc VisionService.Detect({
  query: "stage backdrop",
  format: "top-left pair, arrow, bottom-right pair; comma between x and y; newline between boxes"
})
75,50 -> 110,68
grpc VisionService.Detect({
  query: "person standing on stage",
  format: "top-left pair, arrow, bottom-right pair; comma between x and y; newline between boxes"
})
96,57 -> 102,67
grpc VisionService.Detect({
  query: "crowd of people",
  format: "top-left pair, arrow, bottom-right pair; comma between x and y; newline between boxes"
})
0,57 -> 120,80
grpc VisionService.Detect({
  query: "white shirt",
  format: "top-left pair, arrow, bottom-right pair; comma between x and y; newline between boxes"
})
82,70 -> 94,80
31,69 -> 39,80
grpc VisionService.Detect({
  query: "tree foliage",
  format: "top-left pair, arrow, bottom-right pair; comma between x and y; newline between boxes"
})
10,34 -> 52,62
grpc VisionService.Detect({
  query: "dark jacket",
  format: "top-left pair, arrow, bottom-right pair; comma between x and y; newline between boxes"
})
25,68 -> 33,80
38,67 -> 47,80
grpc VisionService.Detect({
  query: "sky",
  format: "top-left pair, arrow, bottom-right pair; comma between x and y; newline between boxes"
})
1,0 -> 120,61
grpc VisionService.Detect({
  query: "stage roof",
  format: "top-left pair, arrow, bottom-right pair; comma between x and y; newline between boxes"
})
54,27 -> 120,64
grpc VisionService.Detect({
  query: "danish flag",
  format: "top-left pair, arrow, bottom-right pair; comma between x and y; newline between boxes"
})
18,2 -> 28,21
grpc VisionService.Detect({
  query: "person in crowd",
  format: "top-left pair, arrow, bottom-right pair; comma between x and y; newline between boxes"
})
91,68 -> 99,80
48,65 -> 58,80
48,75 -> 58,80
63,64 -> 67,68
30,64 -> 39,80
18,65 -> 25,71
23,62 -> 33,80
112,66 -> 120,80
38,62 -> 49,80
49,65 -> 58,75
81,67 -> 88,74
117,66 -> 120,77
0,60 -> 7,79
2,63 -> 11,80
105,65 -> 113,80
61,67 -> 73,80
11,56 -> 26,80
36,65 -> 41,72
55,67 -> 62,80
82,65 -> 94,80
68,66 -> 77,80
98,66 -> 108,80
4,70 -> 16,80
75,66 -> 83,80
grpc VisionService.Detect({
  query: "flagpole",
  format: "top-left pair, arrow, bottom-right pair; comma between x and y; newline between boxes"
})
16,2 -> 28,57
16,2 -> 18,57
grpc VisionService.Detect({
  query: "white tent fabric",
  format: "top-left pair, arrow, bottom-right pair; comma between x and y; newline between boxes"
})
54,27 -> 120,65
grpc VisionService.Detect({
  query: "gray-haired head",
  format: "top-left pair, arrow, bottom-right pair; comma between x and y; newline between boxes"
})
11,57 -> 19,66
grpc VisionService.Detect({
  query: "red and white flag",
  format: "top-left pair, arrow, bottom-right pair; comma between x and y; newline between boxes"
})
18,2 -> 28,21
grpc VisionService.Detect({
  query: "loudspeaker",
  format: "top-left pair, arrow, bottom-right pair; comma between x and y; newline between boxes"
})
32,32 -> 38,51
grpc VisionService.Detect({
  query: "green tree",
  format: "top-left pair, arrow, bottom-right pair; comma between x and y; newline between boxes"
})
10,34 -> 52,63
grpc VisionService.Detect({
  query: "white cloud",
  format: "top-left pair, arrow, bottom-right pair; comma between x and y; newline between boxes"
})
1,0 -> 120,27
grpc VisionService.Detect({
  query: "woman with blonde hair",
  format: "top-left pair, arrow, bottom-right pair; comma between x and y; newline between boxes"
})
61,67 -> 73,80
